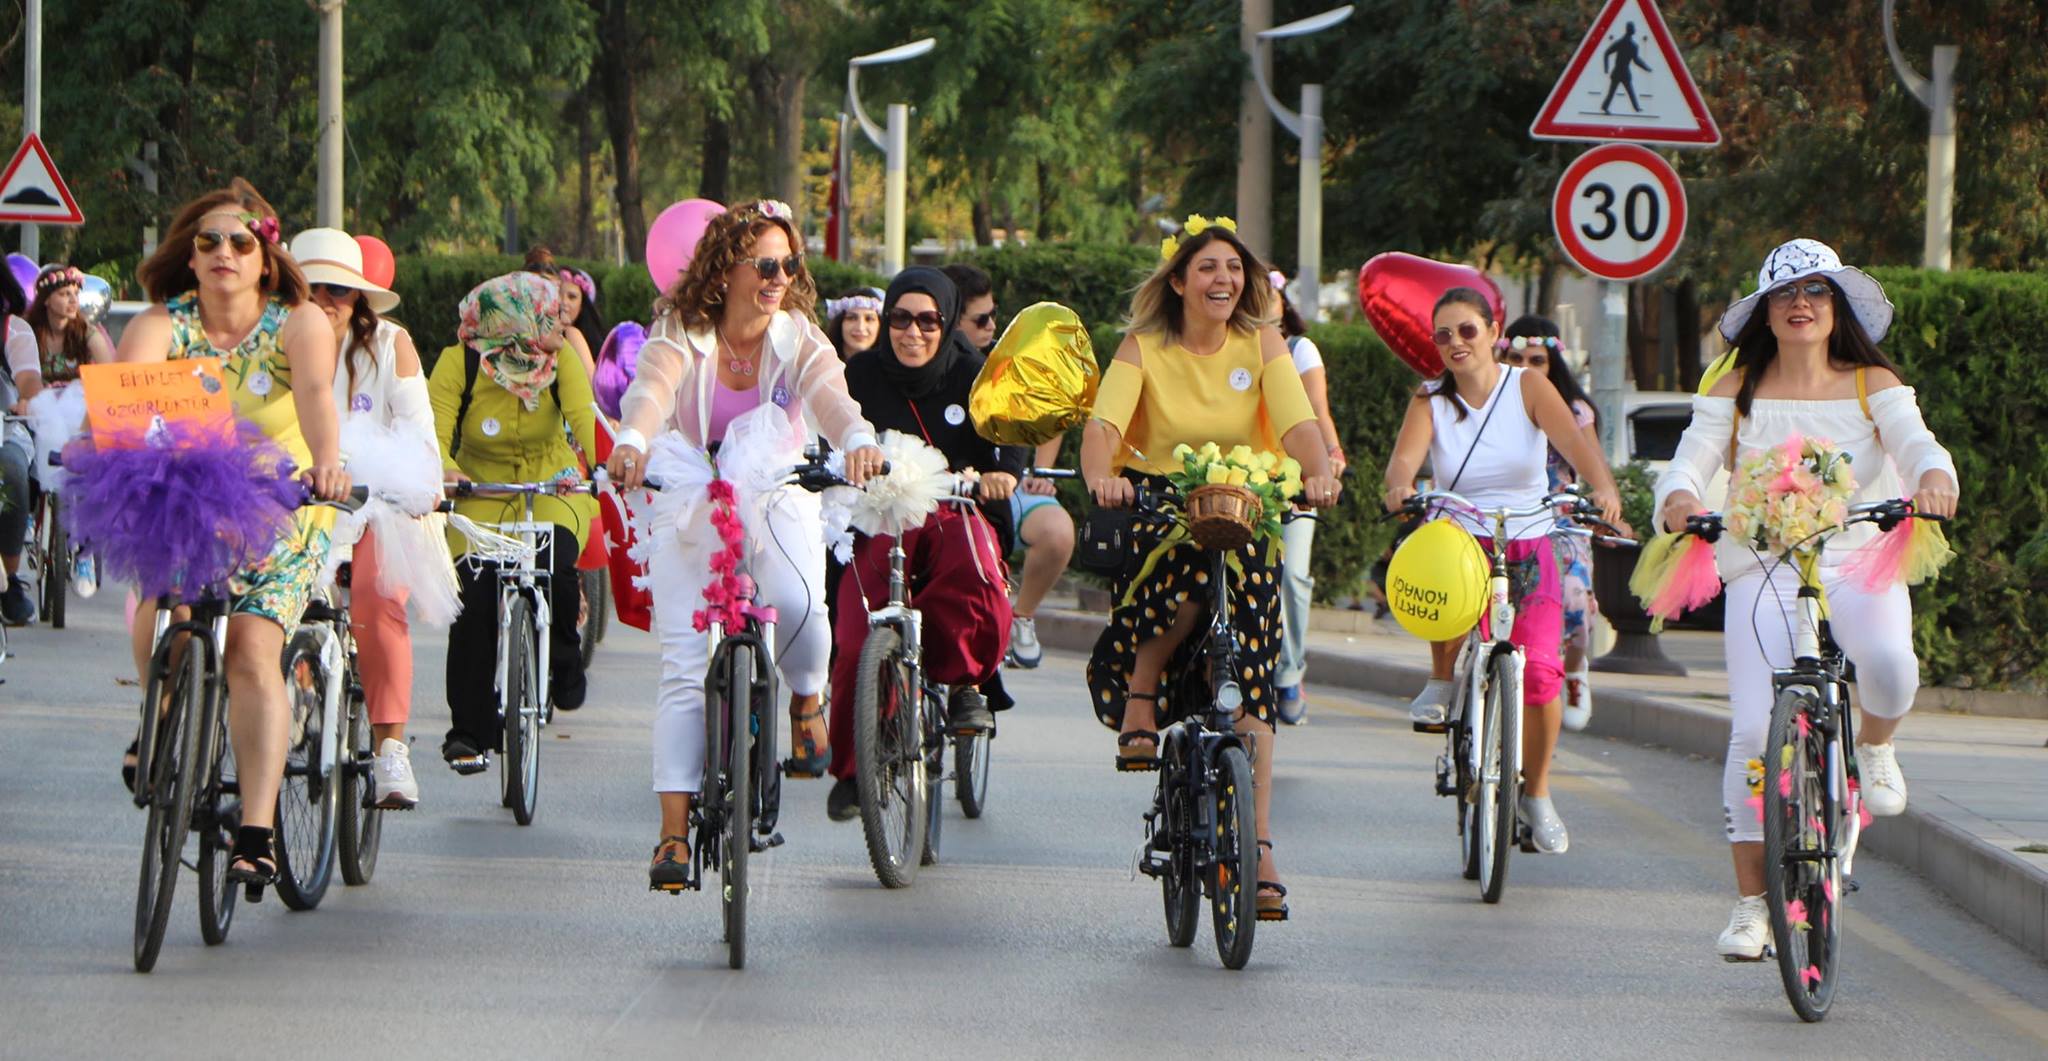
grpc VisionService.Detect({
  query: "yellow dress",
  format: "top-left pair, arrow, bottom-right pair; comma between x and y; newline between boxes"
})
1090,327 -> 1315,475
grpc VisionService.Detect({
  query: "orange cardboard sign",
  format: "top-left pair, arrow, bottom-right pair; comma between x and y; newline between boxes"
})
80,359 -> 234,448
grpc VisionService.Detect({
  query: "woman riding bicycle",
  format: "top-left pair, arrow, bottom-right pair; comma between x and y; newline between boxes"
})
1382,287 -> 1623,856
1651,239 -> 1958,960
291,226 -> 434,809
825,266 -> 1026,821
603,200 -> 883,889
1080,215 -> 1340,921
0,266 -> 39,623
116,178 -> 353,892
431,271 -> 598,771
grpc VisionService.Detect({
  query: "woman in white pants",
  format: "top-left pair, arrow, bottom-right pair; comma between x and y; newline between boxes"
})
606,200 -> 883,889
1654,239 -> 1958,960
1271,274 -> 1344,725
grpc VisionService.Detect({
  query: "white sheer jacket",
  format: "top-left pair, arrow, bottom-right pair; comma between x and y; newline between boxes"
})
615,309 -> 877,456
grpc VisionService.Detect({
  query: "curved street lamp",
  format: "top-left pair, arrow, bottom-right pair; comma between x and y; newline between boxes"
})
1882,0 -> 1956,271
1250,5 -> 1353,321
845,37 -> 937,276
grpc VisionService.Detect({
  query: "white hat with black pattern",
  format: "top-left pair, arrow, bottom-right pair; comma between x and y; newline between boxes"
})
1717,238 -> 1893,345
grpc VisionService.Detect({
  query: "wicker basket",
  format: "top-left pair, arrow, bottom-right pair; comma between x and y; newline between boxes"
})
1186,483 -> 1262,551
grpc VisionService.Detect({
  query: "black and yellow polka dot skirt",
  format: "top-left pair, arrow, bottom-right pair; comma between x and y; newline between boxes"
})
1086,481 -> 1282,732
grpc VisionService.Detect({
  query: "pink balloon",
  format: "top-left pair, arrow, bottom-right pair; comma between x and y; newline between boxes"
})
355,235 -> 396,289
1357,252 -> 1505,378
645,199 -> 727,292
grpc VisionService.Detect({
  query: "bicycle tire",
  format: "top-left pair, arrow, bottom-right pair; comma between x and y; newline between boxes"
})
1458,721 -> 1481,881
955,728 -> 991,819
578,568 -> 608,669
1211,744 -> 1258,970
716,640 -> 753,969
1159,731 -> 1199,948
920,727 -> 944,867
275,629 -> 340,911
1478,650 -> 1520,904
503,595 -> 540,826
854,627 -> 924,888
337,679 -> 382,886
41,495 -> 66,629
196,703 -> 237,945
1763,686 -> 1842,1022
134,647 -> 204,973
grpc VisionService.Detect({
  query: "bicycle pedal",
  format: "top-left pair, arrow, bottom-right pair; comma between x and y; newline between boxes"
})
649,881 -> 696,895
1412,721 -> 1449,734
749,832 -> 785,853
1114,756 -> 1159,773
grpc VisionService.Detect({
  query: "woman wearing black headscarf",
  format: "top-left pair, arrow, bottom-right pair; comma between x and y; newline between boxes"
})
823,267 -> 1028,820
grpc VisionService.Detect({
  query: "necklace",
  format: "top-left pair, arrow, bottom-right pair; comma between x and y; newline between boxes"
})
719,331 -> 762,377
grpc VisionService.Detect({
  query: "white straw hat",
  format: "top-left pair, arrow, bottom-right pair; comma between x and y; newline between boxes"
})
1717,238 -> 1892,344
287,227 -> 400,314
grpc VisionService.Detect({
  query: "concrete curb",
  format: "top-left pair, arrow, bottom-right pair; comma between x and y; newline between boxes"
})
1032,607 -> 2048,963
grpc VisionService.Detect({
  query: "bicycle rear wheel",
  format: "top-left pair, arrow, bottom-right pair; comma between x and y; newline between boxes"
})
275,628 -> 340,910
1477,651 -> 1520,904
1210,744 -> 1258,970
854,627 -> 925,888
134,647 -> 204,973
501,596 -> 541,826
578,568 -> 608,668
337,679 -> 382,886
717,641 -> 754,969
195,706 -> 237,945
39,494 -> 65,629
955,726 -> 991,819
1764,687 -> 1843,1022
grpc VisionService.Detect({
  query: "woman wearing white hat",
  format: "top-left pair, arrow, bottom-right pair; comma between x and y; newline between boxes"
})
1654,238 -> 1960,961
290,226 -> 440,809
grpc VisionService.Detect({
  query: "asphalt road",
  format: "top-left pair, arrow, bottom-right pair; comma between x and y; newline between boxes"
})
3,593 -> 2046,1059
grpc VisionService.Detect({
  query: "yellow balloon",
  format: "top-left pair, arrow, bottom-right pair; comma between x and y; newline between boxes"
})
1386,519 -> 1488,641
968,302 -> 1099,446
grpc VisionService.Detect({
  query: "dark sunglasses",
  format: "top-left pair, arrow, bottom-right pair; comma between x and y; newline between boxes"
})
887,309 -> 946,334
1767,280 -> 1832,304
311,282 -> 360,299
750,255 -> 803,281
194,229 -> 259,256
1432,321 -> 1484,347
969,311 -> 998,329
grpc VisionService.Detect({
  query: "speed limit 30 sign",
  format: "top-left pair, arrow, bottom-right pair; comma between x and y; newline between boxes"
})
1552,143 -> 1686,281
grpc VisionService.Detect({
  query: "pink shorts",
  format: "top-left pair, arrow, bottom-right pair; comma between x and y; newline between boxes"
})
1477,537 -> 1564,706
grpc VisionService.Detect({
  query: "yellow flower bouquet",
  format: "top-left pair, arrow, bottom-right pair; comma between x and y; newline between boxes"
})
1166,441 -> 1302,547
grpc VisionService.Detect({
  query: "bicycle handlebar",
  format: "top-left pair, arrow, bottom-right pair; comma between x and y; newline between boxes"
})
1672,498 -> 1946,546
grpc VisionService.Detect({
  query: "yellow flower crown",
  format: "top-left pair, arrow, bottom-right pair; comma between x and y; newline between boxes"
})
1160,214 -> 1237,261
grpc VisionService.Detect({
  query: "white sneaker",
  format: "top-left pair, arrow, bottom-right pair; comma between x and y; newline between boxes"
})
1561,669 -> 1591,731
371,738 -> 420,809
1008,615 -> 1043,669
1518,794 -> 1570,854
1857,742 -> 1907,817
1409,678 -> 1455,726
1717,894 -> 1773,961
72,554 -> 98,599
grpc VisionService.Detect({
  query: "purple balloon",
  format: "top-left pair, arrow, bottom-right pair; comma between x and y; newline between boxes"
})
7,253 -> 37,305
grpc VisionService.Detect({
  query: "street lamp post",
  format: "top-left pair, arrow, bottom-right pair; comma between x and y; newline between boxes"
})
846,38 -> 936,277
316,0 -> 346,228
1882,0 -> 1956,271
1250,5 -> 1352,322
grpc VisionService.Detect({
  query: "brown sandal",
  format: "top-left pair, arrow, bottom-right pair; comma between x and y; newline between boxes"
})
784,705 -> 831,779
1115,692 -> 1161,772
649,835 -> 692,893
1255,839 -> 1290,921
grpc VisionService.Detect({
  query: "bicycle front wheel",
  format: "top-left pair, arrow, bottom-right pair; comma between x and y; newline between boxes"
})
955,727 -> 991,820
1477,650 -> 1520,904
1764,686 -> 1843,1022
1210,744 -> 1258,970
40,494 -> 66,629
195,706 -> 237,945
502,595 -> 541,826
337,679 -> 382,886
854,627 -> 925,888
134,646 -> 205,973
275,628 -> 340,910
718,641 -> 754,969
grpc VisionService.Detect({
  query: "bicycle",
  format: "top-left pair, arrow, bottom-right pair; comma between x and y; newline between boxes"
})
1396,488 -> 1625,904
130,485 -> 366,973
1674,498 -> 1940,1022
443,477 -> 605,826
3,413 -> 75,629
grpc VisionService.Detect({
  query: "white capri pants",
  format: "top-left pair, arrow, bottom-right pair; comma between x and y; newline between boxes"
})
1277,513 -> 1315,688
1720,563 -> 1918,842
650,487 -> 830,793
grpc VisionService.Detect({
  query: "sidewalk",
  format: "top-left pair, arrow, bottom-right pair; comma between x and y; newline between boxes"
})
1030,600 -> 2048,963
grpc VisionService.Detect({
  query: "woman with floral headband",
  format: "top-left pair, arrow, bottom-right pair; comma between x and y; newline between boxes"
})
825,289 -> 883,361
115,177 -> 353,893
431,271 -> 599,772
1081,214 -> 1341,921
1653,238 -> 1958,961
604,199 -> 883,890
13,265 -> 114,400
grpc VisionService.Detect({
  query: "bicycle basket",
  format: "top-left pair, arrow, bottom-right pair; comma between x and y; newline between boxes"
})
1186,484 -> 1261,551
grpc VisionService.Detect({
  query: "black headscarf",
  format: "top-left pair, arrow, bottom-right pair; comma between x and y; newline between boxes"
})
871,266 -> 975,399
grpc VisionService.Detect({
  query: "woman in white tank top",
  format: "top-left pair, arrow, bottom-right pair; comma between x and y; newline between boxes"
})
1381,287 -> 1623,855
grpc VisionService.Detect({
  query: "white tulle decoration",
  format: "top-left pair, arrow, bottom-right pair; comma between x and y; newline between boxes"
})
847,430 -> 954,538
321,413 -> 462,625
26,383 -> 87,492
630,431 -> 716,591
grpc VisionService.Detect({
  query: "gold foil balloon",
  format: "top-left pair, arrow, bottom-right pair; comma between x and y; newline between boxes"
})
969,302 -> 1099,447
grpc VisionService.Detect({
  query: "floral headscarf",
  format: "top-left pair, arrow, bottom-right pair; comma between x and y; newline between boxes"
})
458,272 -> 564,411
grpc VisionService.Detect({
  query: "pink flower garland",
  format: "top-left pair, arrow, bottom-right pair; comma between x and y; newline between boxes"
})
690,478 -> 778,633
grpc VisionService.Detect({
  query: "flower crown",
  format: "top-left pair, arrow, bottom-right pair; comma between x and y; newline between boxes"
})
1160,214 -> 1237,261
825,294 -> 883,320
746,199 -> 793,222
1496,335 -> 1565,353
35,265 -> 84,295
237,211 -> 281,245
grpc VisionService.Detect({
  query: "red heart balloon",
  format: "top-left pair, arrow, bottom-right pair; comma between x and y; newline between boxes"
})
1357,253 -> 1505,378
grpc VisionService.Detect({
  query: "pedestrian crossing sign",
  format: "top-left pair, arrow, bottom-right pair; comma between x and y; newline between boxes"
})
1529,0 -> 1720,148
0,134 -> 84,225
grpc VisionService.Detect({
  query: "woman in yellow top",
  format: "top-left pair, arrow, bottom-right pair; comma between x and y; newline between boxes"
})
1080,216 -> 1340,921
430,271 -> 599,771
117,178 -> 352,892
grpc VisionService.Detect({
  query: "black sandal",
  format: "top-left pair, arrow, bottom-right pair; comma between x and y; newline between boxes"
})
1116,692 -> 1162,772
443,735 -> 489,776
649,834 -> 692,893
226,826 -> 277,902
783,705 -> 831,779
122,737 -> 140,794
1255,839 -> 1290,922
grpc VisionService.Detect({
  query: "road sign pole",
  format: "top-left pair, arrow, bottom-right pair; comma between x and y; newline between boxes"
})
1594,281 -> 1627,464
21,0 -> 41,260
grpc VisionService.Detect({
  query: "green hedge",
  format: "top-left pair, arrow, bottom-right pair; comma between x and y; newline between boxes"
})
958,242 -> 1154,329
389,254 -> 661,367
811,258 -> 888,299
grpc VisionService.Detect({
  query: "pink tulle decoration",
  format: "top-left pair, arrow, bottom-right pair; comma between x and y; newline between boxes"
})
1843,518 -> 1913,591
690,475 -> 777,631
1747,794 -> 1764,822
1646,535 -> 1721,621
1778,769 -> 1794,798
1801,965 -> 1823,988
1784,898 -> 1809,928
1848,779 -> 1874,828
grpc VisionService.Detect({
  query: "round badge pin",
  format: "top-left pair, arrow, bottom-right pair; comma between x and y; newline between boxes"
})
772,383 -> 792,408
351,393 -> 373,413
1228,368 -> 1253,392
481,417 -> 501,437
944,403 -> 967,426
247,369 -> 274,396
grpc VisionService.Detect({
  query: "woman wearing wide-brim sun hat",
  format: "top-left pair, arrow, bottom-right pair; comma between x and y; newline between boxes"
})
1652,237 -> 1960,961
288,225 -> 442,810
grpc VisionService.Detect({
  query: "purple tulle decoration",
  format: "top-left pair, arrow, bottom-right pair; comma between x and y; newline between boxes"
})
63,419 -> 306,599
594,321 -> 645,420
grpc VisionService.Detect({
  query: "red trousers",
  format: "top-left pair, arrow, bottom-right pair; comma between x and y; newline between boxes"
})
828,506 -> 1011,780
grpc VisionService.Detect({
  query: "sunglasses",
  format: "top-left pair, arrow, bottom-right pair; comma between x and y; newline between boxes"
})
194,229 -> 260,256
969,311 -> 998,329
1767,280 -> 1833,304
749,255 -> 803,281
1432,321 -> 1484,347
311,282 -> 360,299
887,309 -> 946,334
